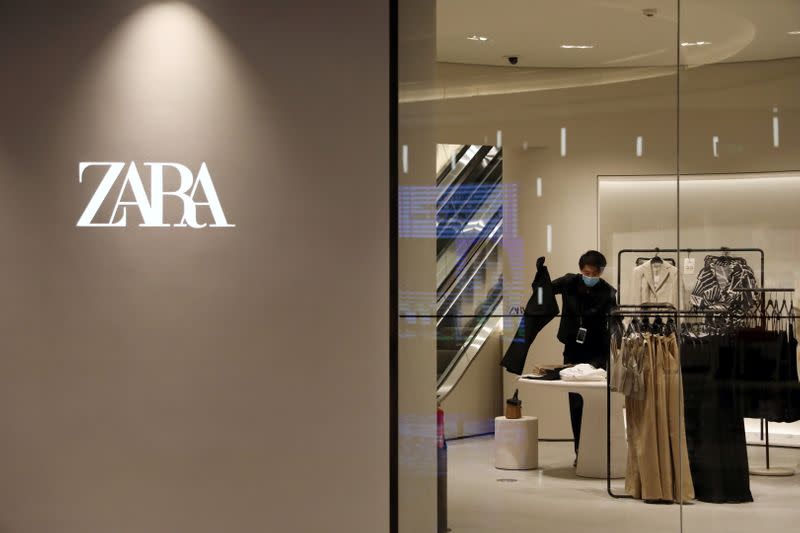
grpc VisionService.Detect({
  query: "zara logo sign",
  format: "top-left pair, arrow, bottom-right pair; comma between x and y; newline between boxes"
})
77,161 -> 235,228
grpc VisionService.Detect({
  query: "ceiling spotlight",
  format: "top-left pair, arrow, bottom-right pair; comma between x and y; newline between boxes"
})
681,41 -> 712,47
560,44 -> 595,49
468,35 -> 489,42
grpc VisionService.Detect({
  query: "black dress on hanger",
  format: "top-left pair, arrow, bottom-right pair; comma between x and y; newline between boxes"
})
681,334 -> 753,503
736,323 -> 800,424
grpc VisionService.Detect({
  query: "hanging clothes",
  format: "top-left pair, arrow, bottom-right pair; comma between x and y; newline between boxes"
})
690,255 -> 758,315
681,334 -> 753,503
636,257 -> 676,267
631,259 -> 680,307
780,323 -> 800,421
735,325 -> 800,423
610,336 -> 644,400
615,332 -> 695,503
501,257 -> 559,375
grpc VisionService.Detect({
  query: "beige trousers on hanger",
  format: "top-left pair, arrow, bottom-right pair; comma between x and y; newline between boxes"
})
625,335 -> 663,500
624,334 -> 695,502
661,334 -> 695,502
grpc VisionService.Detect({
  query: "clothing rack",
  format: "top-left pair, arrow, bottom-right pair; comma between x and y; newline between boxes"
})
606,304 -> 680,499
616,247 -> 765,306
608,250 -> 799,497
617,248 -> 771,464
735,287 -> 798,477
733,288 -> 796,291
618,247 -> 768,450
603,305 -> 793,498
734,287 -> 795,331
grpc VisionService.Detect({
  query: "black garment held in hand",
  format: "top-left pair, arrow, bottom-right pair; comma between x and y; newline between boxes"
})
500,261 -> 617,375
501,257 -> 560,375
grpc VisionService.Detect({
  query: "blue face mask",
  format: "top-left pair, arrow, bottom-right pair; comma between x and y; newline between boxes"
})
582,275 -> 600,287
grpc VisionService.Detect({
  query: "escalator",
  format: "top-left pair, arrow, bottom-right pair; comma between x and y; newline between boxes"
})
435,145 -> 503,402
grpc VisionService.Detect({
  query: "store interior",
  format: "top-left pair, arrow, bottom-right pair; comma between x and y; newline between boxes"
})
398,1 -> 800,532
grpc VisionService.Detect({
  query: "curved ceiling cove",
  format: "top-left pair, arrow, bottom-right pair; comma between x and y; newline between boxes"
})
437,0 -> 800,68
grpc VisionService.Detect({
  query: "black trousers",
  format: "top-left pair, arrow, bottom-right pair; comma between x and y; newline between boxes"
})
568,392 -> 583,454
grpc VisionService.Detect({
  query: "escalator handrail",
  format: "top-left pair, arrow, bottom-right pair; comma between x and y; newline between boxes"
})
437,148 -> 501,215
436,182 -> 501,263
435,145 -> 471,187
436,154 -> 503,254
436,166 -> 503,258
436,281 -> 503,394
437,224 -> 502,324
436,145 -> 487,208
437,209 -> 502,304
437,146 -> 499,216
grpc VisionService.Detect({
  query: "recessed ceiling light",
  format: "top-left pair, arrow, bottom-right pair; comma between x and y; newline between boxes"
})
468,35 -> 489,42
681,41 -> 712,47
788,31 -> 800,35
560,44 -> 595,49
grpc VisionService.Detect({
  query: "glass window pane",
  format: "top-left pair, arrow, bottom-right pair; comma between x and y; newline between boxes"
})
399,1 -> 686,532
679,1 -> 800,530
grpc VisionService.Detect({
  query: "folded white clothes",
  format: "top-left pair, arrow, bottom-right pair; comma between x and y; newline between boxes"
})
559,363 -> 607,382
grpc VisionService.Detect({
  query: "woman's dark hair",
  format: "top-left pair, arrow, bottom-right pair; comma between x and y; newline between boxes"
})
579,250 -> 607,271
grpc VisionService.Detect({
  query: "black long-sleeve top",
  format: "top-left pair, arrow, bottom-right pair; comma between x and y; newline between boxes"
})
552,273 -> 617,366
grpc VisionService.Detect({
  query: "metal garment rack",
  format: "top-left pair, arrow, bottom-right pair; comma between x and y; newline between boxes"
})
616,247 -> 765,305
734,287 -> 798,476
608,248 -> 798,497
617,247 -> 781,469
605,304 -> 798,497
606,304 -> 680,499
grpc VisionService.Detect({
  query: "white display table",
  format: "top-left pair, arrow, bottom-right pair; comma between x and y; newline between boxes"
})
517,378 -> 627,479
494,416 -> 539,470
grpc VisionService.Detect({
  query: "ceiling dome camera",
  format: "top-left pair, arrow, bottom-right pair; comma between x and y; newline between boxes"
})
506,56 -> 519,65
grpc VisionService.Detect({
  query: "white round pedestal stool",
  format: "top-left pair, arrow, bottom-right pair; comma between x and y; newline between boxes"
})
494,416 -> 539,470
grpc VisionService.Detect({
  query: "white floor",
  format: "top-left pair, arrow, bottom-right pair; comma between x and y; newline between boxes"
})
446,436 -> 800,533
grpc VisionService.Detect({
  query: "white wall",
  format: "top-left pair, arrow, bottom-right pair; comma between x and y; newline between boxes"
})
600,173 -> 800,304
0,2 -> 389,532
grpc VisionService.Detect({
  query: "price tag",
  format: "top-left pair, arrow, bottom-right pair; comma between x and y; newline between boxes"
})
684,258 -> 696,275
